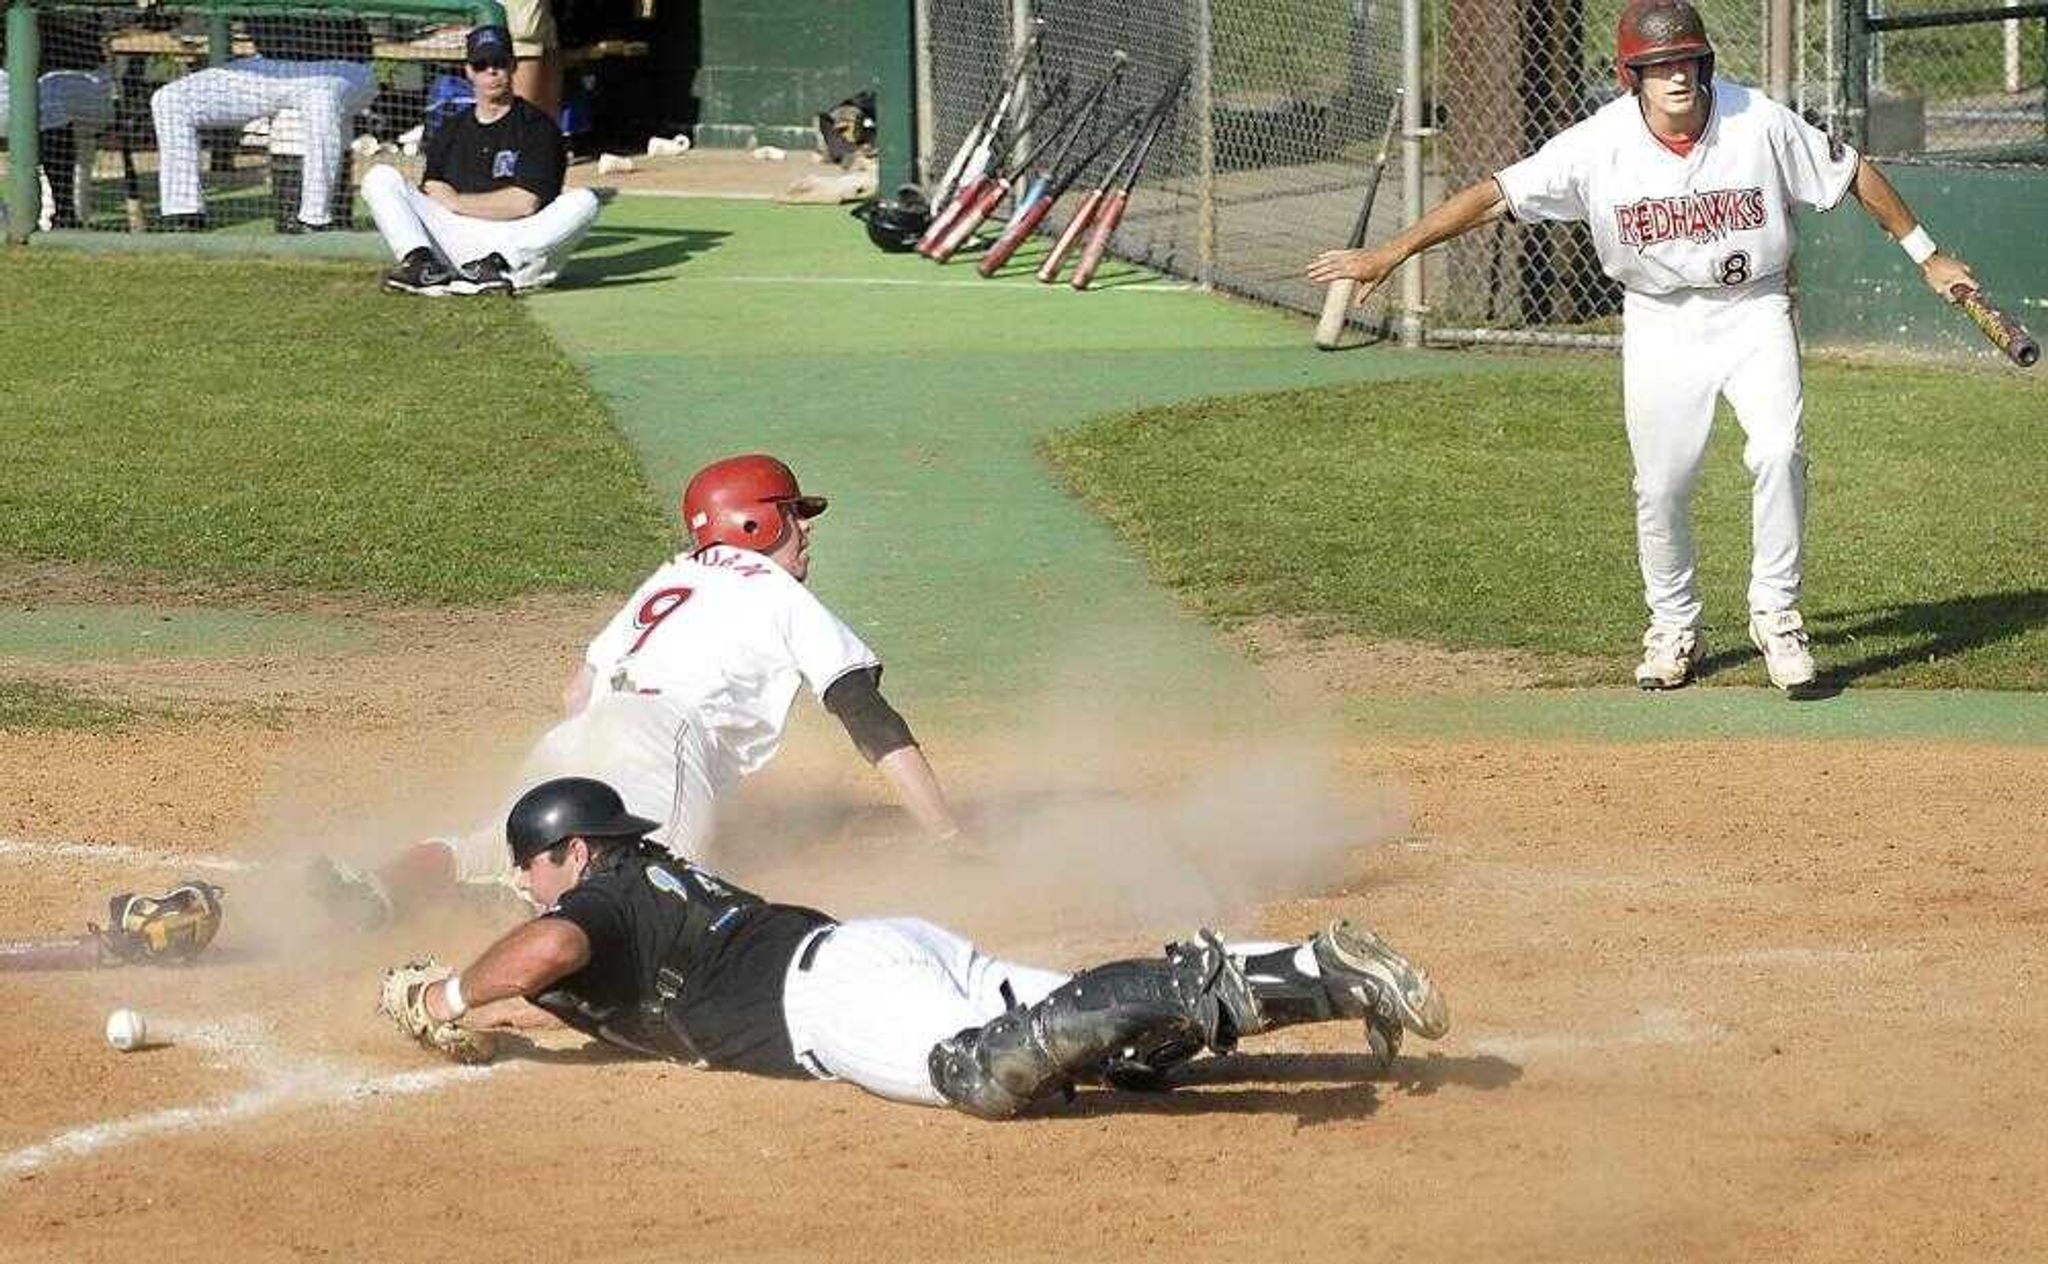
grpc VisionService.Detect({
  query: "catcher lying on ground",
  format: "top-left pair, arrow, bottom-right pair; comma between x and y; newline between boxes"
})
1,881 -> 225,971
379,777 -> 1449,1118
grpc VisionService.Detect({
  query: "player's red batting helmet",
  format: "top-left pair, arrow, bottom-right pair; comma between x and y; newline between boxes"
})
1615,0 -> 1715,93
680,454 -> 827,554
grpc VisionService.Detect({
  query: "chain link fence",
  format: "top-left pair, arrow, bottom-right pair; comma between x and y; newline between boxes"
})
919,0 -> 2044,346
4,0 -> 499,239
919,0 -> 1405,326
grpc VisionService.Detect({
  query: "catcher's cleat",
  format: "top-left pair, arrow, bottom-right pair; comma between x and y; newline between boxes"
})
1748,609 -> 1817,693
308,855 -> 394,931
1311,919 -> 1450,1043
1634,622 -> 1702,690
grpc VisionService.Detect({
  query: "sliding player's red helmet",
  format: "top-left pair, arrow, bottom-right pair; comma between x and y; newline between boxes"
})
681,454 -> 827,553
1615,0 -> 1715,93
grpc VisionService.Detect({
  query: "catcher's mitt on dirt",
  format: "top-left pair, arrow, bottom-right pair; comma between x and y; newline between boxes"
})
379,958 -> 498,1065
92,880 -> 225,965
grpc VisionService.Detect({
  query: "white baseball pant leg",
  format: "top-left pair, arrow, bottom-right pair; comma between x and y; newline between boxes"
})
781,919 -> 1070,1106
443,692 -> 721,885
151,60 -> 313,215
266,63 -> 375,225
1622,280 -> 1805,628
361,162 -> 600,290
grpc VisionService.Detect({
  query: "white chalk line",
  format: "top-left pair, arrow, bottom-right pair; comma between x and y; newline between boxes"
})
0,1015 -> 498,1177
1466,1006 -> 1719,1060
674,273 -> 1199,293
0,836 -> 257,873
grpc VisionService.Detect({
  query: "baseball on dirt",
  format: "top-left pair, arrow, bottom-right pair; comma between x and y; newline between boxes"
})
105,1007 -> 148,1052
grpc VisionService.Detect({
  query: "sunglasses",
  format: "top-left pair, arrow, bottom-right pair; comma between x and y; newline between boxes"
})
469,57 -> 512,72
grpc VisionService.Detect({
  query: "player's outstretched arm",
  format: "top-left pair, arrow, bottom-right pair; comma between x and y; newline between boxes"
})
876,745 -> 964,841
423,917 -> 591,1024
1850,159 -> 1977,301
1306,176 -> 1510,306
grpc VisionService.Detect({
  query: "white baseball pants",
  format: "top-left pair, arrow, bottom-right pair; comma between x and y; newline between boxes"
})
1622,279 -> 1807,628
446,691 -> 723,884
150,59 -> 374,225
361,162 -> 599,290
781,919 -> 1070,1106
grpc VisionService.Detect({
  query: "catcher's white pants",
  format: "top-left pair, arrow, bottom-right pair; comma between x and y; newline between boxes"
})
446,692 -> 723,884
1622,279 -> 1806,628
782,919 -> 1070,1106
361,162 -> 599,290
0,70 -> 115,228
149,58 -> 375,225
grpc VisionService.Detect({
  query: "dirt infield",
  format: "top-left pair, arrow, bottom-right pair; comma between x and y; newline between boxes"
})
3,610 -> 2042,1263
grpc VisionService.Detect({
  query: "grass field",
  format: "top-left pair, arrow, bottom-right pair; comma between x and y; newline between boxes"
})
0,251 -> 669,603
1043,358 -> 2048,690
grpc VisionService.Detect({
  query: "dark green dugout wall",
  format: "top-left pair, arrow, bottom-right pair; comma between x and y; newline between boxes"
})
1796,165 -> 2048,359
693,0 -> 915,188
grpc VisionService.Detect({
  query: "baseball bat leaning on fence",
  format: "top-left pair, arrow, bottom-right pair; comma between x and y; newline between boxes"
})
1950,284 -> 2039,368
922,23 -> 1045,250
930,55 -> 1126,263
982,98 -> 1138,277
1034,112 -> 1148,284
1071,66 -> 1190,291
922,72 -> 1073,259
1314,89 -> 1405,349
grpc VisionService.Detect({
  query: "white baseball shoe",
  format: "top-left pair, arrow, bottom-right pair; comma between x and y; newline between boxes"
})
1748,609 -> 1817,692
1634,623 -> 1703,690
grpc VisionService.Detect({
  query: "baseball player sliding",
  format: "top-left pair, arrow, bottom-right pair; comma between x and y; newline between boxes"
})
1308,0 -> 1978,693
378,776 -> 1451,1117
315,453 -> 969,929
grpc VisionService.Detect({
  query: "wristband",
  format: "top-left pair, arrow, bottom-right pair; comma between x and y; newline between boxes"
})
442,973 -> 468,1020
1898,226 -> 1937,265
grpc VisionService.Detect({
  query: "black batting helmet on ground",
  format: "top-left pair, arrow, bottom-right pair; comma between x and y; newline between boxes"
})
506,777 -> 660,867
852,185 -> 931,252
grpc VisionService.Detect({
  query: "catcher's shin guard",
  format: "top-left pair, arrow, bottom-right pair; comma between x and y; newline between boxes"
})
928,932 -> 1259,1120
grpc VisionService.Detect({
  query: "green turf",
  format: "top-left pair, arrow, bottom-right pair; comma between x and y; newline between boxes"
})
1041,361 -> 2048,692
0,249 -> 669,604
0,605 -> 365,661
0,678 -> 150,731
524,196 -> 1519,717
1347,688 -> 2048,745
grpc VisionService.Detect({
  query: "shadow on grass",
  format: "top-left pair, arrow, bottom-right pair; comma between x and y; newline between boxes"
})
1694,588 -> 2048,692
556,227 -> 731,288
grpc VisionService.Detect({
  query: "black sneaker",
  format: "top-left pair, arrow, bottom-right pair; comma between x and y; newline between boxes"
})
154,212 -> 210,233
451,252 -> 515,295
279,218 -> 344,235
383,247 -> 455,295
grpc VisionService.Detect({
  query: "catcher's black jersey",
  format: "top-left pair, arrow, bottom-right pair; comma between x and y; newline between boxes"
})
535,847 -> 830,1075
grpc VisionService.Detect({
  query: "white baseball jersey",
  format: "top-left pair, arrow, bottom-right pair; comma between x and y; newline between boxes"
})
1496,81 -> 1859,295
443,545 -> 877,883
583,544 -> 879,790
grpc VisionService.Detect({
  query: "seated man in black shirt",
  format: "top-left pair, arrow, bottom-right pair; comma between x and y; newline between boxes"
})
379,777 -> 1453,1120
361,24 -> 599,295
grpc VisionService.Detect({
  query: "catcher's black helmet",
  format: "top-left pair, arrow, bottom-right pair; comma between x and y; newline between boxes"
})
505,777 -> 660,866
852,185 -> 931,252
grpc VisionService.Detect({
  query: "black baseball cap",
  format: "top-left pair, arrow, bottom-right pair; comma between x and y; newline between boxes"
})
465,24 -> 514,67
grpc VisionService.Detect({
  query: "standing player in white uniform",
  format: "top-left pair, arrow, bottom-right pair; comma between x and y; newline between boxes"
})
315,453 -> 966,928
1308,0 -> 1977,692
376,776 -> 1452,1118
